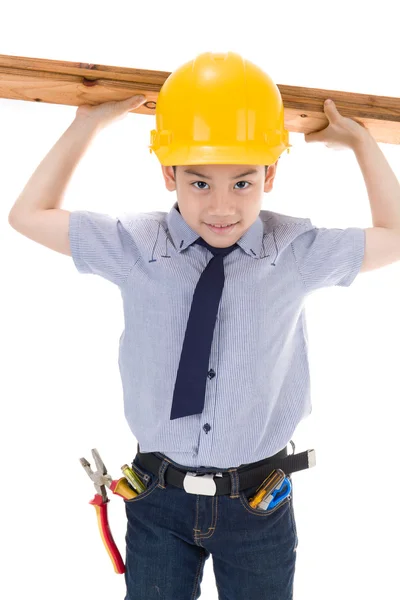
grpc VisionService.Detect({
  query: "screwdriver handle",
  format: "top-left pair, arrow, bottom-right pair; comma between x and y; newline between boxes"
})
110,477 -> 138,500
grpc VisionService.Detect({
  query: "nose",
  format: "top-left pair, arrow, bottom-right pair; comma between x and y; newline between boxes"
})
207,195 -> 236,217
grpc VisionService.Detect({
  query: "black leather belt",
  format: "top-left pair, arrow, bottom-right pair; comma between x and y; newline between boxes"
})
135,442 -> 316,496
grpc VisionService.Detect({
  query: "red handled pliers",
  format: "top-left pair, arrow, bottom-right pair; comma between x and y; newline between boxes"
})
80,448 -> 136,574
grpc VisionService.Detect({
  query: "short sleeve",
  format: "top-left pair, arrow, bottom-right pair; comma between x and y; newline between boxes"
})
291,226 -> 365,293
68,210 -> 139,286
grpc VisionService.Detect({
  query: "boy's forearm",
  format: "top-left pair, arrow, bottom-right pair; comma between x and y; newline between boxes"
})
352,132 -> 400,230
9,116 -> 101,216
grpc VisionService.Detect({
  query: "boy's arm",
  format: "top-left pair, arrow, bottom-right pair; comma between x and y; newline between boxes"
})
8,116 -> 101,256
306,100 -> 400,274
351,132 -> 400,273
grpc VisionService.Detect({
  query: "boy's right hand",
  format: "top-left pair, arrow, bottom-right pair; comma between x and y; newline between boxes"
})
75,94 -> 147,129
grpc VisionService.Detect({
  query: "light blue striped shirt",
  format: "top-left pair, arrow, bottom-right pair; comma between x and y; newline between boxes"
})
68,201 -> 365,468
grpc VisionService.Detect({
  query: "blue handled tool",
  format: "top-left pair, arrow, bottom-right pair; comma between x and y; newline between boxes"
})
258,476 -> 292,510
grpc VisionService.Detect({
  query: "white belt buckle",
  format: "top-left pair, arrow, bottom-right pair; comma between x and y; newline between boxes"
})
183,472 -> 217,496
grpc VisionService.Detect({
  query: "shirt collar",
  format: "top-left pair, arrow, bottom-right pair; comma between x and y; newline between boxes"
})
166,201 -> 265,259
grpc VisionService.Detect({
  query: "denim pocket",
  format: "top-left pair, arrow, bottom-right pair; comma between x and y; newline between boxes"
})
286,475 -> 298,548
123,455 -> 160,503
239,475 -> 292,516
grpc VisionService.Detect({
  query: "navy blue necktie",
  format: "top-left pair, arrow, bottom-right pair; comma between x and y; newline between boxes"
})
170,237 -> 239,420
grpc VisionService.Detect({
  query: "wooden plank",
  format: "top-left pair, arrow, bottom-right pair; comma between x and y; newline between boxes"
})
0,53 -> 399,144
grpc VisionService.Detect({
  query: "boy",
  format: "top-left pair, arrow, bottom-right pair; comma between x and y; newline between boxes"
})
8,51 -> 400,600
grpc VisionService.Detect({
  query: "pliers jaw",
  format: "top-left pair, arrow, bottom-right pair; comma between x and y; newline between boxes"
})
80,448 -> 112,503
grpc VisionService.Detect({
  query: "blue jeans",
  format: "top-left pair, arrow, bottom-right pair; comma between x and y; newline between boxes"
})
124,451 -> 298,600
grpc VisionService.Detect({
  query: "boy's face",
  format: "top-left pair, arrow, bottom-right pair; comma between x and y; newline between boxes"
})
161,162 -> 279,247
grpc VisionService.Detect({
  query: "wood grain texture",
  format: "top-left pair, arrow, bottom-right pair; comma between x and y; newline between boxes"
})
0,53 -> 399,144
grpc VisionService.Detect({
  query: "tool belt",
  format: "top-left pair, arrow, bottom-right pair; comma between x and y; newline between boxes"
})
136,441 -> 316,497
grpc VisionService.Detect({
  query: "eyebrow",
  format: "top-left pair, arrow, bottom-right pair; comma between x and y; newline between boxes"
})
183,168 -> 259,180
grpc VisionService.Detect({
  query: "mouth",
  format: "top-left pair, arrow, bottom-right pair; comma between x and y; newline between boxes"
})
205,222 -> 238,234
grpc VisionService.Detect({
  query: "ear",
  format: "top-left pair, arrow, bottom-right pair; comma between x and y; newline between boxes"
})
264,160 -> 278,193
161,166 -> 177,191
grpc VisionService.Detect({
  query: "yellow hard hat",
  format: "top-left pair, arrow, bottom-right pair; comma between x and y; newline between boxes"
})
149,51 -> 291,167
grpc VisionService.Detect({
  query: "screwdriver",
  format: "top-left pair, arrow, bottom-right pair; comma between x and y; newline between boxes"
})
121,464 -> 147,494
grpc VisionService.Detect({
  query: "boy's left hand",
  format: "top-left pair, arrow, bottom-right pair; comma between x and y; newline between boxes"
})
304,99 -> 369,151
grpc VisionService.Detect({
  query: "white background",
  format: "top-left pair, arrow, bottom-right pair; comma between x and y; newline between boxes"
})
1,1 -> 400,598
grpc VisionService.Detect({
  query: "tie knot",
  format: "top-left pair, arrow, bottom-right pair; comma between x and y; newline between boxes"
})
195,237 -> 238,257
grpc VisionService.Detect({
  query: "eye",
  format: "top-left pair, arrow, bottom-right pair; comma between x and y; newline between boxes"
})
191,181 -> 209,190
235,181 -> 251,190
191,181 -> 251,190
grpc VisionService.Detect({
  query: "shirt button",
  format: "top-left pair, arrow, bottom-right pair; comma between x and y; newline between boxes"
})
203,423 -> 211,433
208,369 -> 216,379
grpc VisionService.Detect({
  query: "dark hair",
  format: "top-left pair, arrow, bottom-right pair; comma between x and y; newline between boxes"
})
172,165 -> 268,176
